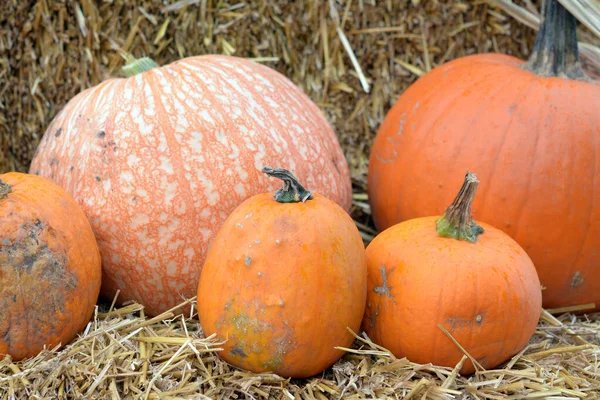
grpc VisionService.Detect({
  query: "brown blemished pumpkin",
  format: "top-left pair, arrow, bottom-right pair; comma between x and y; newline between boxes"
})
363,172 -> 542,374
197,167 -> 367,378
29,55 -> 351,317
368,0 -> 600,310
0,173 -> 102,361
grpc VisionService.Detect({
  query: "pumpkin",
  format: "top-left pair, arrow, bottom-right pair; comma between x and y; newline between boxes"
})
367,0 -> 600,311
0,173 -> 101,361
29,55 -> 351,317
363,172 -> 542,374
197,167 -> 367,378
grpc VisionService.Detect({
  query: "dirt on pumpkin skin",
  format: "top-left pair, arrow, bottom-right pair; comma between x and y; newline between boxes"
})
216,299 -> 297,373
0,219 -> 79,358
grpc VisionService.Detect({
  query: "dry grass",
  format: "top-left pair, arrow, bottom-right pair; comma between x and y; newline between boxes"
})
1,294 -> 599,399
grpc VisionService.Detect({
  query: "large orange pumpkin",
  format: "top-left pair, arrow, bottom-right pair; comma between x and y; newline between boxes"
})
363,172 -> 542,374
29,55 -> 351,317
0,173 -> 102,361
368,0 -> 600,310
198,167 -> 367,378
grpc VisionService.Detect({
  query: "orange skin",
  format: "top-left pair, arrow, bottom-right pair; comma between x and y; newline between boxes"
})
368,53 -> 600,310
363,216 -> 542,375
0,173 -> 102,361
198,192 -> 367,378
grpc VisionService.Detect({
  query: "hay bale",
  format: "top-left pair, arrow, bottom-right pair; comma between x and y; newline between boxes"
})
1,296 -> 599,398
1,0 -> 540,178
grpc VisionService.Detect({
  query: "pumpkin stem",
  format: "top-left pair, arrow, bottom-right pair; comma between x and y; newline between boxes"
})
122,56 -> 159,77
523,0 -> 587,80
262,167 -> 314,203
0,178 -> 11,200
436,172 -> 484,243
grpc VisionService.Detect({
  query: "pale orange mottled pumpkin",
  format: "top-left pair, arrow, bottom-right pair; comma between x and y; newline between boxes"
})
0,173 -> 102,361
29,55 -> 351,316
198,167 -> 367,378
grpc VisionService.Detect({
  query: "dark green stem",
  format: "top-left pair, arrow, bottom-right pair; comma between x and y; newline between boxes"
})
122,56 -> 159,77
523,0 -> 587,80
262,167 -> 313,203
0,179 -> 11,200
436,172 -> 484,243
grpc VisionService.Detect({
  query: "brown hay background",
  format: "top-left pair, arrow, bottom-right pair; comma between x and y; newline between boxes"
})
0,0 -> 547,178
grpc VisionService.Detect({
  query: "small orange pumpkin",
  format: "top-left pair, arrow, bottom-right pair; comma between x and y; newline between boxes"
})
0,173 -> 102,361
367,0 -> 600,310
363,172 -> 542,374
197,167 -> 367,378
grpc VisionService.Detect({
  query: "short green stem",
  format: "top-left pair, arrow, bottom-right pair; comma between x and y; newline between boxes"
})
436,172 -> 484,243
0,179 -> 12,200
262,167 -> 313,203
122,56 -> 159,77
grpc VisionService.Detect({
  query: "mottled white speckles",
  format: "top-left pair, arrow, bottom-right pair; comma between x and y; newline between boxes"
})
199,208 -> 211,218
236,223 -> 243,228
199,110 -> 214,125
175,202 -> 187,215
199,228 -> 212,241
157,134 -> 169,153
245,213 -> 253,219
163,178 -> 179,205
167,239 -> 184,251
127,154 -> 141,166
121,171 -> 134,183
159,212 -> 169,223
188,131 -> 203,153
275,240 -> 281,245
184,247 -> 195,259
154,69 -> 173,95
159,156 -> 174,174
137,121 -> 154,135
228,143 -> 240,159
215,128 -> 228,146
253,143 -> 266,170
234,182 -> 246,197
131,213 -> 150,229
123,85 -> 133,102
102,179 -> 111,193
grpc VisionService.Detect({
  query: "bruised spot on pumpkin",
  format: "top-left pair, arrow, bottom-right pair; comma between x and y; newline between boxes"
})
95,176 -> 101,182
0,219 -> 78,353
447,313 -> 485,332
508,104 -> 518,113
97,131 -> 106,139
245,256 -> 252,266
571,271 -> 584,288
374,265 -> 393,297
230,346 -> 248,358
54,128 -> 62,137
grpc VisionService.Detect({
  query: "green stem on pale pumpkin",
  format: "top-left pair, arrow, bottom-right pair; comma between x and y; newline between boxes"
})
121,56 -> 159,77
262,167 -> 314,203
436,172 -> 484,243
0,178 -> 11,200
522,0 -> 587,80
